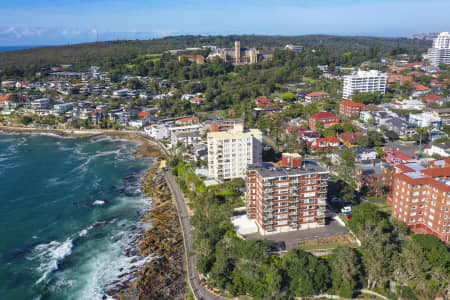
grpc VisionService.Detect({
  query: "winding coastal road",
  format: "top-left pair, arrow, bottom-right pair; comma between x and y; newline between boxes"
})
138,134 -> 227,300
165,171 -> 227,300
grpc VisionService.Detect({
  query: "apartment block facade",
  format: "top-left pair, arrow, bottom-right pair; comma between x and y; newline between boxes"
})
343,70 -> 387,99
245,153 -> 328,234
308,111 -> 339,131
427,32 -> 450,66
390,159 -> 450,243
339,100 -> 365,118
207,125 -> 262,180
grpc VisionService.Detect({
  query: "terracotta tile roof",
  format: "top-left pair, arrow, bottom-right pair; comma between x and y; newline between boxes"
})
310,111 -> 338,120
401,76 -> 413,82
407,62 -> 423,67
340,100 -> 365,108
177,116 -> 199,123
306,91 -> 328,97
0,93 -> 13,103
422,166 -> 450,177
424,94 -> 444,101
413,83 -> 430,91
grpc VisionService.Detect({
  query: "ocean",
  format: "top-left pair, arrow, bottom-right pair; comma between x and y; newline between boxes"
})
0,133 -> 154,299
0,46 -> 45,53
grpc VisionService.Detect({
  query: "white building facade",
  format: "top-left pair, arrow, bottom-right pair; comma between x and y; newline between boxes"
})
343,70 -> 387,99
427,32 -> 450,66
207,125 -> 262,180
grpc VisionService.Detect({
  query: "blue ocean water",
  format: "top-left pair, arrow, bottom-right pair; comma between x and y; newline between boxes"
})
0,133 -> 154,299
0,46 -> 44,53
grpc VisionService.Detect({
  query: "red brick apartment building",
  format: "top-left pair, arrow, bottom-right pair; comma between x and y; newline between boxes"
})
339,100 -> 365,119
390,159 -> 450,243
308,112 -> 339,131
210,119 -> 244,132
245,153 -> 329,234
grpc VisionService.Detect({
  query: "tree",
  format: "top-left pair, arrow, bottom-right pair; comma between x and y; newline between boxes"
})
359,223 -> 397,289
127,77 -> 143,90
281,249 -> 332,297
331,247 -> 361,296
338,148 -> 355,184
281,91 -> 295,101
20,115 -> 33,125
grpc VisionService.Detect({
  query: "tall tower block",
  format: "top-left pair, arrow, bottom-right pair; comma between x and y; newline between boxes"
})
234,41 -> 241,64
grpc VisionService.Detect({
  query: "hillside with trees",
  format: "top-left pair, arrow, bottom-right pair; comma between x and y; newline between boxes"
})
0,34 -> 430,71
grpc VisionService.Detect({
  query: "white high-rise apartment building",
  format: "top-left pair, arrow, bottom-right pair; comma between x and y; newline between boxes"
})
207,124 -> 262,180
342,70 -> 387,99
427,32 -> 450,66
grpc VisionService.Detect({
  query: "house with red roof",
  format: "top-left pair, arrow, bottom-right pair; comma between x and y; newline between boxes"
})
190,96 -> 206,105
308,112 -> 339,131
308,136 -> 340,152
0,94 -> 13,106
424,94 -> 445,106
339,100 -> 365,118
387,73 -> 405,83
255,96 -> 273,107
175,116 -> 199,125
411,83 -> 431,97
338,132 -> 363,146
305,91 -> 329,102
384,147 -> 416,164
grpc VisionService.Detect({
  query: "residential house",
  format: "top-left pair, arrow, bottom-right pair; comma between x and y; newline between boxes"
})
305,91 -> 329,102
389,99 -> 425,111
338,132 -> 363,146
308,136 -> 340,152
384,147 -> 416,164
171,131 -> 202,148
145,124 -> 170,140
409,112 -> 442,131
384,118 -> 416,137
190,96 -> 206,105
175,116 -> 199,126
424,94 -> 446,106
31,98 -> 51,110
424,143 -> 450,158
411,83 -> 431,97
433,108 -> 450,125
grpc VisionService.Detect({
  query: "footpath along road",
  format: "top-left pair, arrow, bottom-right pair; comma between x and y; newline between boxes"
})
165,170 -> 227,300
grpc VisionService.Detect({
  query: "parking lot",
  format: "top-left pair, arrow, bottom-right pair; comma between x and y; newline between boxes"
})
244,217 -> 349,250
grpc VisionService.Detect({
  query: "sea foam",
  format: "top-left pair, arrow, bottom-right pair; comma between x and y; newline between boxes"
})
33,238 -> 74,285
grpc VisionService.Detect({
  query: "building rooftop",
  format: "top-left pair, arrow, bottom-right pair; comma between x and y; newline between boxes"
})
248,160 -> 327,179
310,111 -> 338,120
208,127 -> 261,139
340,100 -> 365,107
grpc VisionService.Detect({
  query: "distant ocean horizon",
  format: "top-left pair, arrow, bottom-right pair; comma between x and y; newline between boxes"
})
0,46 -> 48,53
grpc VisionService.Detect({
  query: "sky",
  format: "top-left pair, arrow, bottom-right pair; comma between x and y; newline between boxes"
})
1,0 -> 450,46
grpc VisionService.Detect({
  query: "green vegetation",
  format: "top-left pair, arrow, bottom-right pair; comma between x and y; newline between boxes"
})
171,159 -> 450,299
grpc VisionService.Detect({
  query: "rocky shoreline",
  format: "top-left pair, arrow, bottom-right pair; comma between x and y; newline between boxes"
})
1,126 -> 186,300
106,162 -> 185,300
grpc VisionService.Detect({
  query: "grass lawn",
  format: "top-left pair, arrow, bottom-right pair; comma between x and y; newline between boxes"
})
298,234 -> 358,251
372,201 -> 392,216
